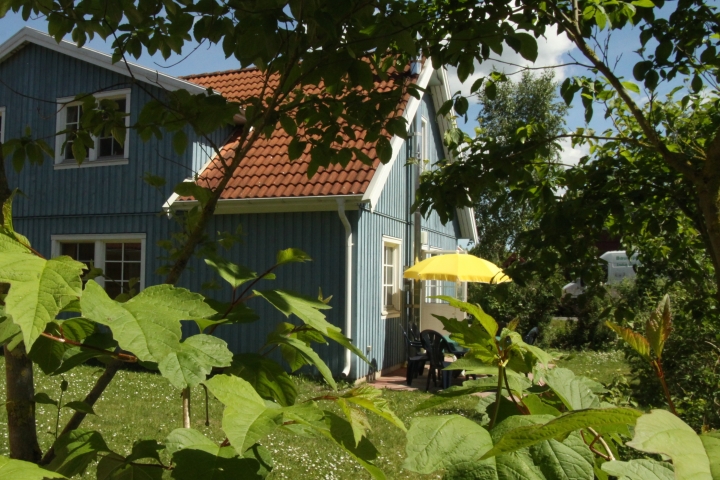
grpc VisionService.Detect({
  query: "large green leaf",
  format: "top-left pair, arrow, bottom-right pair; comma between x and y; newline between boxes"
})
165,428 -> 217,455
435,296 -> 498,338
482,408 -> 641,459
601,459 -> 675,480
96,452 -> 162,480
536,368 -> 601,410
166,429 -> 269,480
0,456 -> 66,479
81,282 -> 216,362
700,432 -> 720,479
204,257 -> 258,289
606,322 -> 652,362
341,385 -> 406,431
324,326 -> 370,364
204,375 -> 282,454
29,318 -> 97,375
645,294 -> 672,359
626,409 -> 712,480
269,333 -> 337,389
337,398 -> 372,446
275,248 -> 312,265
404,414 -> 493,474
529,432 -> 594,480
227,353 -> 297,406
0,253 -> 84,349
0,312 -> 21,349
48,429 -> 111,477
254,289 -> 332,334
158,334 -> 233,389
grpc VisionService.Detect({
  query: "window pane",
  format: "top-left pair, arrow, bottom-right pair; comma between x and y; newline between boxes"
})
105,262 -> 121,281
124,243 -> 141,261
78,243 -> 95,261
106,243 -> 123,261
105,282 -> 121,299
112,137 -> 124,156
61,243 -> 77,258
116,99 -> 127,112
99,137 -> 113,157
385,287 -> 393,308
123,262 -> 141,281
66,105 -> 79,124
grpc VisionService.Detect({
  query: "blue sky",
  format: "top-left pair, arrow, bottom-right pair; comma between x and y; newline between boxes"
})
0,11 -> 663,165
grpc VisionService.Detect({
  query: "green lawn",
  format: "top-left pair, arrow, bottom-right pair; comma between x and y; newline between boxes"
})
0,350 -> 631,479
554,350 -> 631,385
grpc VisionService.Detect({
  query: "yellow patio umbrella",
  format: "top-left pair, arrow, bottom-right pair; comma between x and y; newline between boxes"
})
403,253 -> 511,284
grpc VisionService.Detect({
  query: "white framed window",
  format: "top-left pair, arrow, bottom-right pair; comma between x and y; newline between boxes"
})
0,106 -> 5,144
54,89 -> 131,169
423,250 -> 464,304
382,236 -> 402,316
51,234 -> 146,299
419,117 -> 428,172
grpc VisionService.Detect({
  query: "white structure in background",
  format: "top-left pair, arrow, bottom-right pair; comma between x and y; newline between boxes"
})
599,250 -> 640,284
562,251 -> 640,297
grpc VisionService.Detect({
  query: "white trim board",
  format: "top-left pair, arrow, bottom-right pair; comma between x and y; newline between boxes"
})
170,194 -> 365,215
0,28 -> 207,94
361,61 -> 435,209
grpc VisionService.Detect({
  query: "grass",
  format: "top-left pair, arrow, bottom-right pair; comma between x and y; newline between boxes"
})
0,349 -> 631,479
554,350 -> 631,385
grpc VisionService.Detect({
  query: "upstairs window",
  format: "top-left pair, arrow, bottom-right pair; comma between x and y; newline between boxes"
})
55,89 -> 130,168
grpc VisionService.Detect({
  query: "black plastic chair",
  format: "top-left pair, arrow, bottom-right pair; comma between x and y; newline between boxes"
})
401,325 -> 428,386
420,330 -> 453,391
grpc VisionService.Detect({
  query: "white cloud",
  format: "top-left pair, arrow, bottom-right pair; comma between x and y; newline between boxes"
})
558,137 -> 590,167
447,25 -> 576,99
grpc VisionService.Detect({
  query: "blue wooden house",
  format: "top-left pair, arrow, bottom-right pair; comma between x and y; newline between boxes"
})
0,27 -> 476,380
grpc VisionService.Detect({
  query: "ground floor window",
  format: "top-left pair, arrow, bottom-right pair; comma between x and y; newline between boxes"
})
52,234 -> 146,298
423,251 -> 465,304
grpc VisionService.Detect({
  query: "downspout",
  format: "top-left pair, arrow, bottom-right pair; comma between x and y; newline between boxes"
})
337,198 -> 354,378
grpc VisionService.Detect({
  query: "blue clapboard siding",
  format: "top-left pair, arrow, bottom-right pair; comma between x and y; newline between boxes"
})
417,92 -> 459,246
177,211 -> 349,375
13,210 -> 350,375
0,43 -> 228,218
352,90 -> 462,378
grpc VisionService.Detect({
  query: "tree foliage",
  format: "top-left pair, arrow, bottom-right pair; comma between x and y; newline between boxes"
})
413,0 -> 720,301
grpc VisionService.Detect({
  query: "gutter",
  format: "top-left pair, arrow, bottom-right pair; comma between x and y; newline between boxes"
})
336,198 -> 354,378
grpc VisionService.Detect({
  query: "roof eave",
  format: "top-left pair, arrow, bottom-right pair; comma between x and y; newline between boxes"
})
0,27 -> 207,94
167,194 -> 365,215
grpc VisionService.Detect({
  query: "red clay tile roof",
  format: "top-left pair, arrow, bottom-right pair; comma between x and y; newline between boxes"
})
179,65 -> 415,201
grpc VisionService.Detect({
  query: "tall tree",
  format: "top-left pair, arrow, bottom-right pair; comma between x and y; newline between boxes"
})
414,0 -> 720,295
471,70 -> 567,265
469,71 -> 568,333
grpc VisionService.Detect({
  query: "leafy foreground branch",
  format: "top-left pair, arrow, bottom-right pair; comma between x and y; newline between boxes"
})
0,196 -> 404,480
402,296 -> 720,479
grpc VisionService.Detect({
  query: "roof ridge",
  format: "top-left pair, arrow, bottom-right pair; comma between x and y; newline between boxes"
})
180,66 -> 260,79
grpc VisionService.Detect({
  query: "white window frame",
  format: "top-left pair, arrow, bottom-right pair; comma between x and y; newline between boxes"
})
0,106 -> 5,144
419,117 -> 428,172
422,248 -> 467,304
381,236 -> 402,318
54,89 -> 131,169
51,233 -> 146,291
